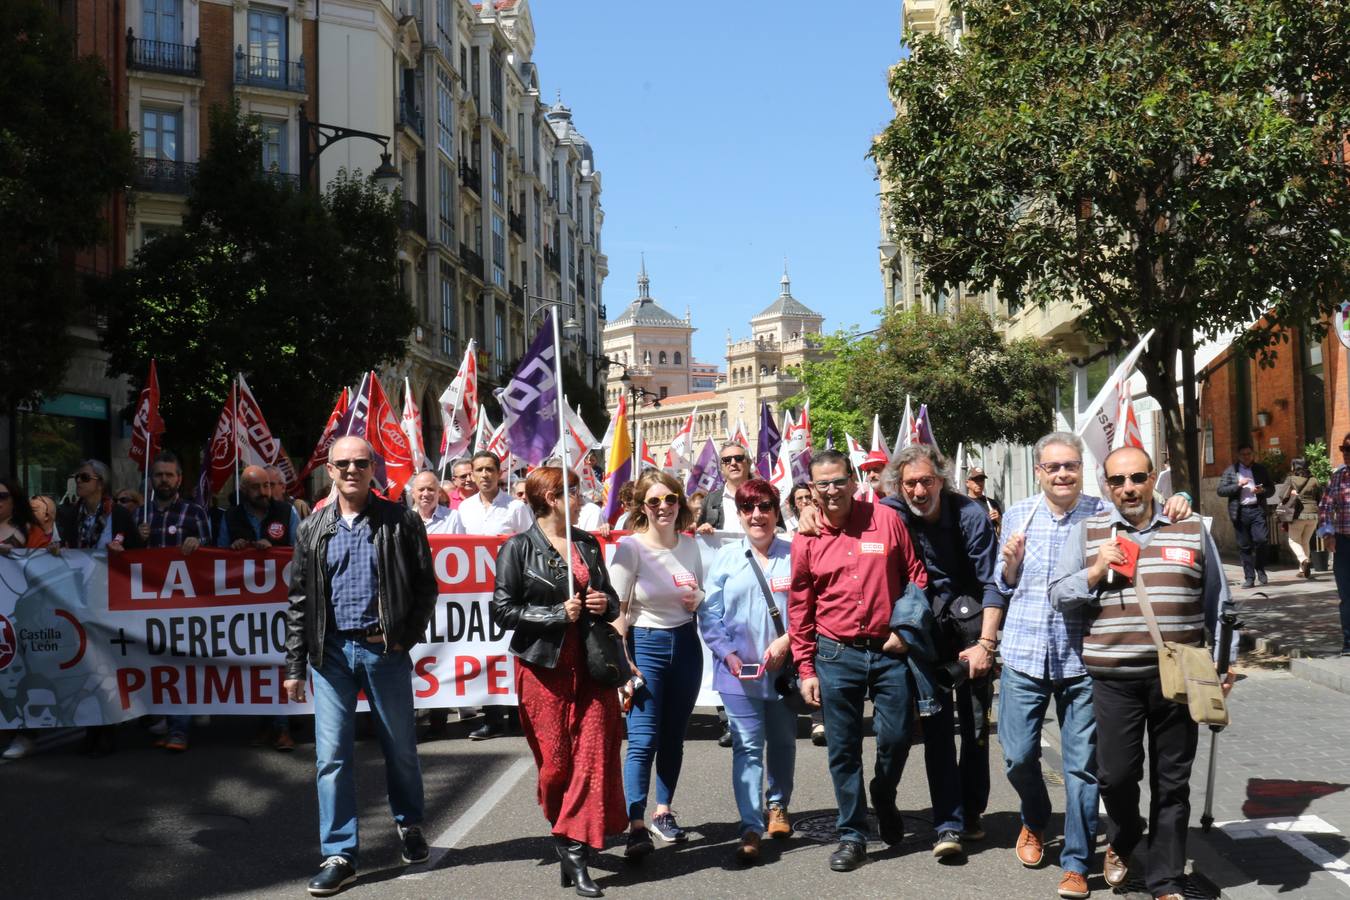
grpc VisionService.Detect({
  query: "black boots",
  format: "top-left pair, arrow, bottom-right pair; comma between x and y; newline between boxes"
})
554,835 -> 602,897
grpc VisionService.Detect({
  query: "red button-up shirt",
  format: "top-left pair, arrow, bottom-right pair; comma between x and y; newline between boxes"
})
788,499 -> 928,679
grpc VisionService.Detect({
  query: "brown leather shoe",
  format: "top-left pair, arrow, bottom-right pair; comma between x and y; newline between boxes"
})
766,804 -> 792,838
1155,895 -> 1184,900
1015,826 -> 1045,867
1103,846 -> 1129,887
735,830 -> 761,863
1058,871 -> 1089,899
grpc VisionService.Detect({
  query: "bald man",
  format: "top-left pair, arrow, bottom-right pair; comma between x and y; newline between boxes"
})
410,470 -> 459,535
219,465 -> 302,551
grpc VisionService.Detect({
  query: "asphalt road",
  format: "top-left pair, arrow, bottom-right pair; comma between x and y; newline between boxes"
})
2,707 -> 1190,900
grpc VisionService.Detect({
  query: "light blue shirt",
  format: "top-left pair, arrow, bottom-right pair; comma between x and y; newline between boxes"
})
696,536 -> 792,699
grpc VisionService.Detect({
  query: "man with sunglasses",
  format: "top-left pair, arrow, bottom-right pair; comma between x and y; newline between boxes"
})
284,436 -> 438,896
788,449 -> 928,872
1216,442 -> 1275,588
1050,446 -> 1236,900
696,442 -> 754,535
445,458 -> 477,511
996,433 -> 1191,899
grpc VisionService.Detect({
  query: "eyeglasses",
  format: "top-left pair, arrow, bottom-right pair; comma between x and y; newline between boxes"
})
812,477 -> 850,492
1104,471 -> 1152,488
721,455 -> 747,466
116,496 -> 136,505
454,473 -> 473,481
74,473 -> 98,484
643,494 -> 679,509
902,475 -> 938,490
1038,461 -> 1083,474
330,458 -> 372,471
737,500 -> 777,514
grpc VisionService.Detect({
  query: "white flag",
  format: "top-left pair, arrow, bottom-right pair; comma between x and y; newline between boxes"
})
893,395 -> 914,455
666,406 -> 698,469
401,378 -> 430,470
1076,330 -> 1154,467
438,340 -> 479,468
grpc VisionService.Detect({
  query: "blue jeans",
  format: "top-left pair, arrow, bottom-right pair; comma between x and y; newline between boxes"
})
918,685 -> 968,836
721,691 -> 797,834
624,622 -> 703,821
311,632 -> 424,863
999,665 -> 1099,875
814,635 -> 916,844
1336,536 -> 1350,651
167,714 -> 190,740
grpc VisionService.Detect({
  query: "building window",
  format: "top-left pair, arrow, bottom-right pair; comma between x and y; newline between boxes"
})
436,0 -> 453,46
494,308 -> 506,377
489,53 -> 503,127
260,119 -> 286,172
533,190 -> 542,250
673,351 -> 682,365
470,50 -> 480,105
437,69 -> 454,155
660,386 -> 668,400
459,45 -> 467,81
438,160 -> 454,245
247,6 -> 287,67
141,108 -> 180,161
142,0 -> 181,42
490,139 -> 503,208
440,263 -> 456,356
491,214 -> 506,287
551,160 -> 559,201
532,118 -> 541,177
658,351 -> 667,365
1302,331 -> 1326,445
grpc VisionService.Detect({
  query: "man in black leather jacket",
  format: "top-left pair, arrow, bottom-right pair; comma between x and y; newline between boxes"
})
283,436 -> 437,897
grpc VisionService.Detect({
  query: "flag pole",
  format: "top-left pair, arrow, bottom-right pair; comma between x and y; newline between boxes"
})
547,308 -> 576,604
233,373 -> 242,506
142,363 -> 153,524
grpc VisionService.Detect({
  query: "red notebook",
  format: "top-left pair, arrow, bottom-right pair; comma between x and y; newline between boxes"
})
1109,536 -> 1140,580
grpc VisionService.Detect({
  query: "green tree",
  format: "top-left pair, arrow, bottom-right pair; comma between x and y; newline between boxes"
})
794,306 -> 1063,451
873,0 -> 1350,492
0,0 -> 133,413
100,101 -> 413,457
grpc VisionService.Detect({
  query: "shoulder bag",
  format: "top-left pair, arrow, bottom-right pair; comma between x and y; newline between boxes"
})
745,549 -> 810,714
1134,571 -> 1229,727
533,528 -> 630,689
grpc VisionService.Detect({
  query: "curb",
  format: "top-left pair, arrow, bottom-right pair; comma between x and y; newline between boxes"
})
1289,656 -> 1350,695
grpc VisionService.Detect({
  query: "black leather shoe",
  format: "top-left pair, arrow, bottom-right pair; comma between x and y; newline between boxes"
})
307,856 -> 357,896
399,825 -> 429,864
829,840 -> 867,872
556,836 -> 603,897
869,779 -> 903,845
624,827 -> 654,861
468,722 -> 504,741
718,728 -> 734,748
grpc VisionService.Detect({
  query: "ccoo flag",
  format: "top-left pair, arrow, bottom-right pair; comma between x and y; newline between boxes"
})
495,313 -> 560,467
756,402 -> 782,480
684,437 -> 724,497
129,360 -> 165,468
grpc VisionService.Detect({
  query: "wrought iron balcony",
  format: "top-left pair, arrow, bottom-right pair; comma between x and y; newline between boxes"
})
401,200 -> 426,238
259,169 -> 302,190
576,275 -> 586,298
509,282 -> 525,306
398,93 -> 424,138
459,242 -> 485,280
598,304 -> 607,321
507,207 -> 525,240
127,31 -> 200,77
459,161 -> 481,193
544,245 -> 561,273
132,157 -> 198,194
234,47 -> 306,92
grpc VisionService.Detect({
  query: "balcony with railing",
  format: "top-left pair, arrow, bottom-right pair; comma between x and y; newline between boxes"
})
397,92 -> 424,139
234,47 -> 306,92
459,242 -> 485,281
400,201 -> 426,238
576,275 -> 586,298
459,161 -> 481,193
544,245 -> 561,274
127,31 -> 200,77
507,207 -> 525,240
132,158 -> 198,194
260,169 -> 302,190
509,282 -> 525,307
599,304 -> 607,321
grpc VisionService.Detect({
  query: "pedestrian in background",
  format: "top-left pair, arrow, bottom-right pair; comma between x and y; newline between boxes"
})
965,466 -> 1002,535
284,436 -> 437,897
29,494 -> 60,547
0,476 -> 51,552
491,466 -> 626,897
1277,457 -> 1321,578
696,442 -> 753,534
782,482 -> 814,533
697,479 -> 797,864
1317,433 -> 1350,655
1216,442 -> 1275,587
609,469 -> 705,859
114,489 -> 143,521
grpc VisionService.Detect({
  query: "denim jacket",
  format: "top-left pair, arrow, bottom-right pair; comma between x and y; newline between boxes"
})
888,581 -> 942,716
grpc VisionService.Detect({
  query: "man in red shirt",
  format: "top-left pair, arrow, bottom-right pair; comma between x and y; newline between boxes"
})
790,449 -> 928,872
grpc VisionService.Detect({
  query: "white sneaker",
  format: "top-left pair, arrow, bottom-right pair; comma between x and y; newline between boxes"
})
148,717 -> 168,736
3,734 -> 35,760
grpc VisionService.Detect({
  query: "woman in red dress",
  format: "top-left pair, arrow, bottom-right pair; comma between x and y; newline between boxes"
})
491,466 -> 627,897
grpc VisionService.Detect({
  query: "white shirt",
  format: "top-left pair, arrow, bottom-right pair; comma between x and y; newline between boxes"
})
609,533 -> 705,629
719,491 -> 745,534
1238,464 -> 1258,506
576,501 -> 603,532
454,489 -> 533,535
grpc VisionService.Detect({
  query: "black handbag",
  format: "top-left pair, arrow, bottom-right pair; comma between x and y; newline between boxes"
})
582,615 -> 630,688
745,549 -> 811,714
936,594 -> 984,662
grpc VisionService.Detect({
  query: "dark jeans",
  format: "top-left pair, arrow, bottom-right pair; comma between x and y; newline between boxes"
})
1093,675 -> 1199,897
956,673 -> 993,821
919,684 -> 970,835
1232,505 -> 1268,582
813,635 -> 916,844
623,622 -> 703,821
1335,536 -> 1350,651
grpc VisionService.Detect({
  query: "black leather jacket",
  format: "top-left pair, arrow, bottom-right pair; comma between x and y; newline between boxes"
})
285,494 -> 437,680
491,524 -> 619,669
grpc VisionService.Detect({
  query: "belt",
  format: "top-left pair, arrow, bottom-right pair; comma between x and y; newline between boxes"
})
339,624 -> 384,638
824,633 -> 889,652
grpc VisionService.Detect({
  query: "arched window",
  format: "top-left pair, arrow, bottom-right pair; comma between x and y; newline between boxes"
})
659,351 -> 667,365
720,411 -> 728,434
760,364 -> 768,376
674,351 -> 682,365
643,350 -> 651,365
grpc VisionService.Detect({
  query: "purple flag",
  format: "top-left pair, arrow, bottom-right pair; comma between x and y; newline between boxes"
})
494,312 -> 560,467
756,402 -> 782,480
685,438 -> 724,496
333,372 -> 391,489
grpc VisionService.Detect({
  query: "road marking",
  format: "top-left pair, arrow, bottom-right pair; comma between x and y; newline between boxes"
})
1218,814 -> 1350,889
401,756 -> 532,879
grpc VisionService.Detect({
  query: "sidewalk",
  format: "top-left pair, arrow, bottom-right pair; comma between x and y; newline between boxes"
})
1224,561 -> 1344,659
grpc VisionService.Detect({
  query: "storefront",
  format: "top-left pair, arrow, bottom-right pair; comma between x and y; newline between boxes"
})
13,393 -> 113,501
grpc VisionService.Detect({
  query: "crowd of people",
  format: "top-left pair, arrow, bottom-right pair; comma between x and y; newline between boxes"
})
13,429 -> 1350,899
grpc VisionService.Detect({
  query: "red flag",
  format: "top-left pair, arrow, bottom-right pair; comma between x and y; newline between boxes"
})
273,441 -> 302,497
366,372 -> 415,500
299,388 -> 349,481
204,382 -> 240,495
235,375 -> 283,468
129,360 -> 165,467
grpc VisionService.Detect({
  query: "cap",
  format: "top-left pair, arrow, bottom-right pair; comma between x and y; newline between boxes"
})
966,466 -> 987,480
858,450 -> 889,472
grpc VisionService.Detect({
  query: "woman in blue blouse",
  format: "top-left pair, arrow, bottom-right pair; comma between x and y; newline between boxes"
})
696,479 -> 796,864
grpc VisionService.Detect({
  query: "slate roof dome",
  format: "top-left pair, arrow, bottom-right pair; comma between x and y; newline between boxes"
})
752,266 -> 823,321
609,261 -> 689,328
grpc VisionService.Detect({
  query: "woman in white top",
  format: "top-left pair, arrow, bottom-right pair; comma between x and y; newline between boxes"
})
608,470 -> 705,859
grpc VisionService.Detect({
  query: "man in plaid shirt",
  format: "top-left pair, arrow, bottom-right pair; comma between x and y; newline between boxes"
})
1316,433 -> 1350,653
994,432 -> 1191,899
138,450 -> 211,752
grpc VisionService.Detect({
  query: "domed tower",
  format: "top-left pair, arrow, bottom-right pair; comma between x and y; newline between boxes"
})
601,258 -> 694,413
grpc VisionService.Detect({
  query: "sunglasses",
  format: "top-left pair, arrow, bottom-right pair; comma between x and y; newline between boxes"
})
330,458 -> 372,471
74,473 -> 98,483
643,494 -> 679,509
813,477 -> 850,492
737,500 -> 777,514
1038,461 -> 1083,474
721,455 -> 747,465
1105,471 -> 1151,488
116,496 -> 136,505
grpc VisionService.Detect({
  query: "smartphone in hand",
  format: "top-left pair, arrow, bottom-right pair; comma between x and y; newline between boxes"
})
737,662 -> 763,680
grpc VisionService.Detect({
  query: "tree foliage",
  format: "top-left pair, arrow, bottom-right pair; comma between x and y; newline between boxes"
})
0,0 -> 133,413
873,0 -> 1350,491
794,305 -> 1064,451
100,101 -> 413,458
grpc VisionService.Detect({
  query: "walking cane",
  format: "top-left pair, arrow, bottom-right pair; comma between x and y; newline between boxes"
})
1200,610 -> 1241,833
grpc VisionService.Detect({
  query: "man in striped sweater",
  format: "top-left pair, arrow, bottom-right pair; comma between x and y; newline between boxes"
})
1050,446 -> 1238,900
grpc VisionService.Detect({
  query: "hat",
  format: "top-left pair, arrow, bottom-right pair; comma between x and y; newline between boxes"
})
858,450 -> 889,472
966,467 -> 987,480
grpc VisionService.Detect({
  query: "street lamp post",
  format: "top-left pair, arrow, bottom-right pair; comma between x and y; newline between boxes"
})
298,107 -> 401,193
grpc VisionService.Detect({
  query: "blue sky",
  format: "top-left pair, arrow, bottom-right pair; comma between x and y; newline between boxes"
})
528,2 -> 906,365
